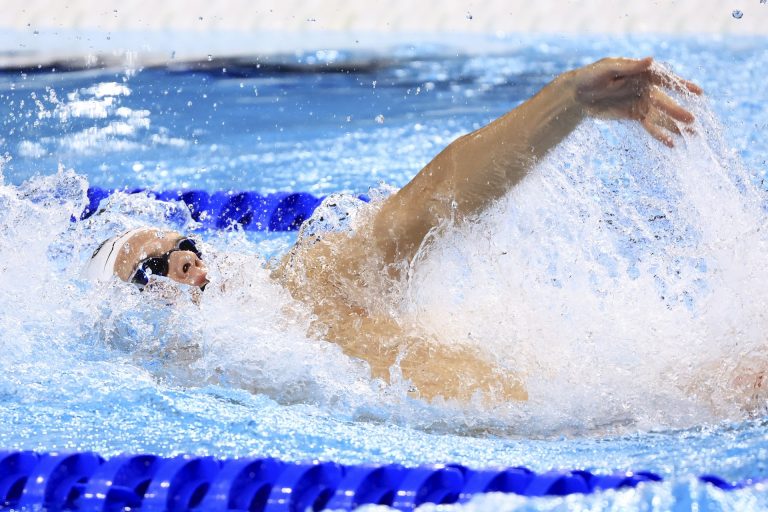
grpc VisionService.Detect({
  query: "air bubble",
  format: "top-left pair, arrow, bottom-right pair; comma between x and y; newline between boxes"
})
207,54 -> 213,62
732,10 -> 744,18
375,114 -> 385,124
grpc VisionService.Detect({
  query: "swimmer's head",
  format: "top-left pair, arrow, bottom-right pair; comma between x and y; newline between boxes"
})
84,228 -> 209,289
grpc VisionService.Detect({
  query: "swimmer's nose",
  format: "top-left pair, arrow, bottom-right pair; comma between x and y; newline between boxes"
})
191,260 -> 209,288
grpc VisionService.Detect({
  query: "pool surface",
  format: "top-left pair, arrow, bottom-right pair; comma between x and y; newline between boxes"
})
1,34 -> 768,510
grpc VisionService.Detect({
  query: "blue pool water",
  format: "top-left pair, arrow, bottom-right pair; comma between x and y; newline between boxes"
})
1,34 -> 768,510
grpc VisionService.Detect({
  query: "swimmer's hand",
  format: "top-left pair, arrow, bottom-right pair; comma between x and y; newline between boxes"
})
568,57 -> 702,147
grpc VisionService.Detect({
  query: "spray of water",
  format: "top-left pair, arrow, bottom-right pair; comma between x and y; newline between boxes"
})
0,91 -> 764,437
407,93 -> 768,433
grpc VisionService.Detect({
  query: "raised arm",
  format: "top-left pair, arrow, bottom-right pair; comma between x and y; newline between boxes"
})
371,57 -> 702,266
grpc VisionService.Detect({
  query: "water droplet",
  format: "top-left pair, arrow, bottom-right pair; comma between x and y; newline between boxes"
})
207,54 -> 213,61
198,16 -> 203,21
762,0 -> 766,4
732,9 -> 744,18
466,11 -> 473,20
375,114 -> 385,124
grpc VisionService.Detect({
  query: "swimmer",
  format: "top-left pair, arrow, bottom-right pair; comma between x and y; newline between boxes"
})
86,57 -> 702,403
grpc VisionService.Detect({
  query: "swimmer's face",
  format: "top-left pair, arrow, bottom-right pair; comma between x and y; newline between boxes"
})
115,229 -> 210,289
165,250 -> 209,288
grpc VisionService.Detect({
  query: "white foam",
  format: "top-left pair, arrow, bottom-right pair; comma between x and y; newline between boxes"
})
0,91 -> 765,436
404,93 -> 768,432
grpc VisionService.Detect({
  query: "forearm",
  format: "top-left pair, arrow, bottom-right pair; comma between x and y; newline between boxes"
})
307,301 -> 527,403
399,341 -> 528,403
372,72 -> 584,265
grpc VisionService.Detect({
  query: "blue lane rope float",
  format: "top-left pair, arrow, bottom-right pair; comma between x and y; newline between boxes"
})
80,187 -> 362,232
0,451 -> 756,511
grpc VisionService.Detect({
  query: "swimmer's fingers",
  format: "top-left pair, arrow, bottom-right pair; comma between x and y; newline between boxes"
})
642,105 -> 697,147
649,66 -> 703,95
640,85 -> 698,147
648,108 -> 684,137
642,116 -> 675,148
650,87 -> 695,124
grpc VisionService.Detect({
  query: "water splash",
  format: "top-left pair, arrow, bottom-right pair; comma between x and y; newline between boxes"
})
0,88 -> 765,438
407,92 -> 768,433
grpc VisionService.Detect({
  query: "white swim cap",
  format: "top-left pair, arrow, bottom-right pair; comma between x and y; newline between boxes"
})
82,228 -> 144,282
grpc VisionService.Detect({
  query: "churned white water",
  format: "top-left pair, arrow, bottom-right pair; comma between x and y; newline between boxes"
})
409,95 -> 768,433
1,85 -> 764,439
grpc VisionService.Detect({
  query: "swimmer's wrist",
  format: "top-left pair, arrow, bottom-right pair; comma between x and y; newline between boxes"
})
551,70 -> 586,119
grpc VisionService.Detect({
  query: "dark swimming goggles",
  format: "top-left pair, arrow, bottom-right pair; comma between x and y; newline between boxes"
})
131,237 -> 203,288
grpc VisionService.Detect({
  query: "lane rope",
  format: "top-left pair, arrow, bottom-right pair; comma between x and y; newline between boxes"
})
0,451 -> 752,511
80,187 -> 367,231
